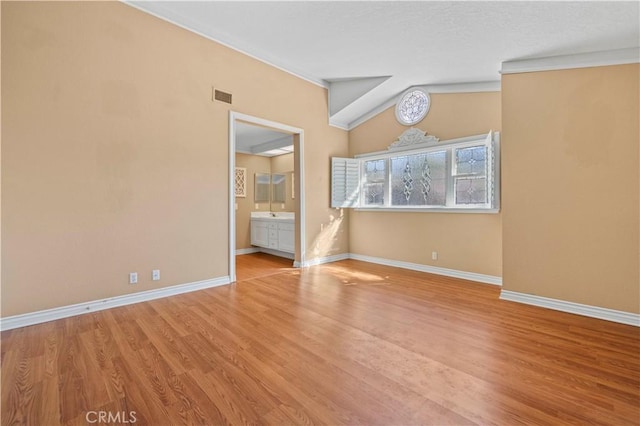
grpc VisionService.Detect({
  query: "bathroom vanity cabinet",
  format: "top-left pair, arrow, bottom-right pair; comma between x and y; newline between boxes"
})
250,213 -> 295,254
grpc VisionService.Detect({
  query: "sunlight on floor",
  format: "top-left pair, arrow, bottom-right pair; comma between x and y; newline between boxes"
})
336,269 -> 389,285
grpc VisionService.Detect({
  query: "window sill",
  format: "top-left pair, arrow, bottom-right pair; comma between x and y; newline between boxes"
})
354,207 -> 500,214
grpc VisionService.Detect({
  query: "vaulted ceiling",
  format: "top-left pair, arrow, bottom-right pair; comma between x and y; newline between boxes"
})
128,1 -> 639,130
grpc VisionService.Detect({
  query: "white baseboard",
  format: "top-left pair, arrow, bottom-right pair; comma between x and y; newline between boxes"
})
349,253 -> 502,286
500,290 -> 640,327
0,276 -> 231,331
293,252 -> 501,285
296,253 -> 351,268
236,247 -> 260,255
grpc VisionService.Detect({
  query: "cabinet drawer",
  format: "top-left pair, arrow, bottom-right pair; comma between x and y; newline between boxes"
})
268,241 -> 279,249
267,223 -> 278,230
269,229 -> 278,239
278,222 -> 294,232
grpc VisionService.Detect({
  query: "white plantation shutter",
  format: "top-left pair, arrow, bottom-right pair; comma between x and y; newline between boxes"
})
331,157 -> 360,208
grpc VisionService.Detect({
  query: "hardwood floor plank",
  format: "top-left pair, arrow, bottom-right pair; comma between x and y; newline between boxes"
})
176,372 -> 227,425
2,253 -> 639,425
135,315 -> 195,375
109,355 -> 162,425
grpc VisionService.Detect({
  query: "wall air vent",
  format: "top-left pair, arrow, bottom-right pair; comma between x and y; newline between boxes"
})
213,89 -> 232,104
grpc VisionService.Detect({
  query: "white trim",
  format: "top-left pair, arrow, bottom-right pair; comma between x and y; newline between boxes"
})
348,97 -> 398,131
328,118 -> 350,131
500,290 -> 640,327
0,277 -> 231,331
422,81 -> 501,94
348,81 -> 501,130
349,253 -> 502,286
355,208 -> 499,214
297,132 -> 306,267
354,132 -> 496,158
229,112 -> 306,280
297,253 -> 351,268
501,48 -> 640,75
123,1 -> 327,89
236,247 -> 260,255
229,113 -> 237,282
231,112 -> 303,142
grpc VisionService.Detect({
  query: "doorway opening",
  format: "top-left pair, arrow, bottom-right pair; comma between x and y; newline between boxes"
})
228,112 -> 305,282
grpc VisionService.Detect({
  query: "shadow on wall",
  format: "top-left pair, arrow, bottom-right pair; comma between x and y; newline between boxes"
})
309,209 -> 345,260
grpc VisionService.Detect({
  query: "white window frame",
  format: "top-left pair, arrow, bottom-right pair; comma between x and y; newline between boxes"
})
331,132 -> 500,213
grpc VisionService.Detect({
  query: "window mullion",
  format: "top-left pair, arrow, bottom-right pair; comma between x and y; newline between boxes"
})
359,158 -> 365,207
488,141 -> 494,208
384,158 -> 391,207
445,148 -> 455,207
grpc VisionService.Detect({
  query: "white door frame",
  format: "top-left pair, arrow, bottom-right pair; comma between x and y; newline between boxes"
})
228,111 -> 305,282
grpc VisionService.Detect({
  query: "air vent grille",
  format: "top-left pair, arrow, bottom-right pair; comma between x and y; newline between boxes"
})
214,89 -> 232,104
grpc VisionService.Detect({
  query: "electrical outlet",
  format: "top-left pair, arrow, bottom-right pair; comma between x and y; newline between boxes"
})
129,272 -> 138,284
152,269 -> 160,281
432,251 -> 438,260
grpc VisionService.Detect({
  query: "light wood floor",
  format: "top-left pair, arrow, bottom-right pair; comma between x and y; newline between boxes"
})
2,253 -> 639,425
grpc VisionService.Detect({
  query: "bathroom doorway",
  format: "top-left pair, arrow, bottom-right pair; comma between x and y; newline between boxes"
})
228,112 -> 305,282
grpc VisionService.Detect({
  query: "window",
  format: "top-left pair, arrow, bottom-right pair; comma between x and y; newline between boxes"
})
395,88 -> 431,125
332,130 -> 500,212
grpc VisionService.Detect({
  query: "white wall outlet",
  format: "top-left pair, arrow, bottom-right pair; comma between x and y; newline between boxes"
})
281,204 -> 285,209
129,272 -> 138,284
152,269 -> 160,281
432,251 -> 438,260
255,203 -> 259,209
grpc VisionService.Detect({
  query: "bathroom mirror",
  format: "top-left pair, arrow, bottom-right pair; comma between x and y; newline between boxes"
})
254,173 -> 270,202
271,174 -> 286,203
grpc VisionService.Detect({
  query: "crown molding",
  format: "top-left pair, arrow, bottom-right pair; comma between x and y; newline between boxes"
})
501,47 -> 640,75
328,118 -> 350,131
421,81 -> 501,94
123,1 -> 327,89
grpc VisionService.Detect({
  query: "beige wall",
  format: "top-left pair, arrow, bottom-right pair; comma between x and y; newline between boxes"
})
502,64 -> 639,313
235,153 -> 271,249
348,92 -> 502,276
1,1 -> 349,317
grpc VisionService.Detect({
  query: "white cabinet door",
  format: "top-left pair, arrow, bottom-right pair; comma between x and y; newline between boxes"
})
277,222 -> 295,253
250,220 -> 269,248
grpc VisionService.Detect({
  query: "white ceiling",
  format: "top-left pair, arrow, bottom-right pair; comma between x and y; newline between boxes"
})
128,1 -> 639,128
235,122 -> 293,157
